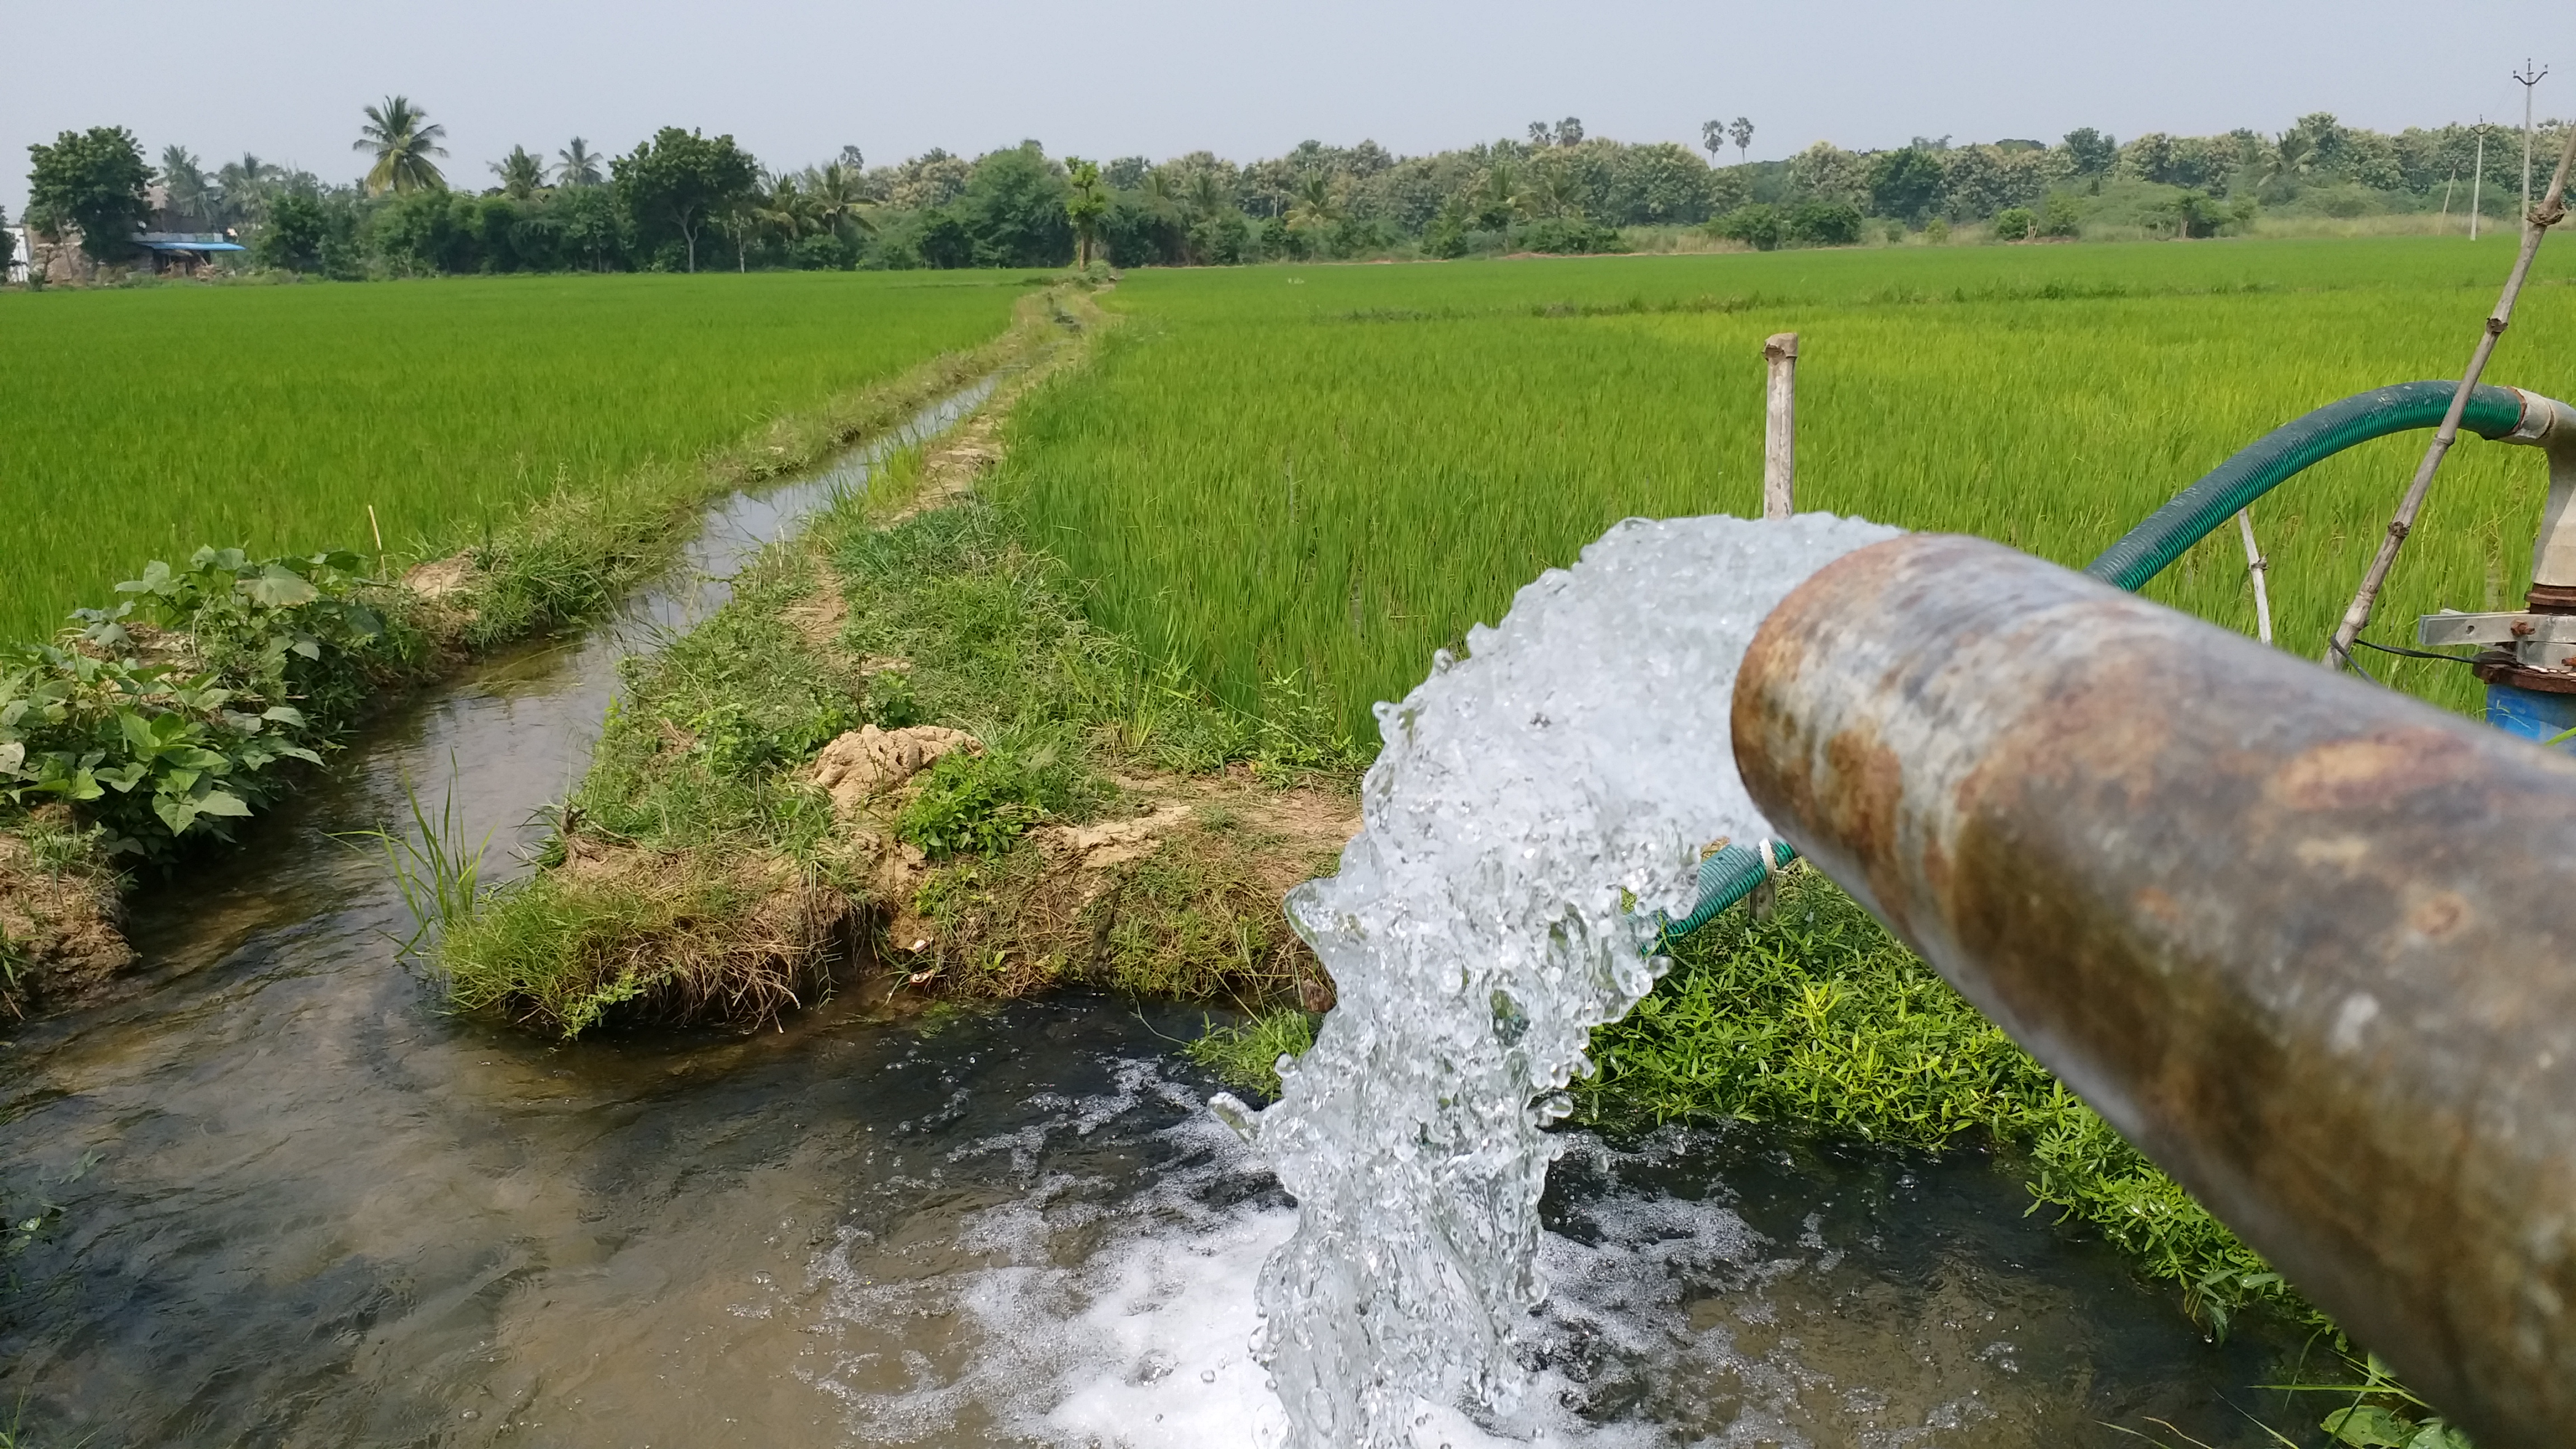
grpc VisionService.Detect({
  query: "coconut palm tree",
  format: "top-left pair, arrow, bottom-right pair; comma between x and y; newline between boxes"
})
555,138 -> 603,188
753,172 -> 819,248
1520,159 -> 1585,220
1286,171 -> 1339,233
801,160 -> 878,242
1186,170 -> 1229,221
159,145 -> 215,229
215,153 -> 283,227
354,96 -> 449,196
1471,160 -> 1519,229
490,145 -> 547,201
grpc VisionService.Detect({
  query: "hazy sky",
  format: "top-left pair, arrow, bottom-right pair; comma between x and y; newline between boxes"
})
4,0 -> 2568,216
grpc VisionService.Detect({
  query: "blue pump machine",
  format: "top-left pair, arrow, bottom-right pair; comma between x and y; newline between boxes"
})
2412,389 -> 2576,752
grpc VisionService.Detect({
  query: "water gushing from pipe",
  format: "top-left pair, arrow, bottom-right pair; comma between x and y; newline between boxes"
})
1213,513 -> 1900,1446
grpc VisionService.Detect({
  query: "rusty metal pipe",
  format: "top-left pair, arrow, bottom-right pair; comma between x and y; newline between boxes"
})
1731,532 -> 2576,1448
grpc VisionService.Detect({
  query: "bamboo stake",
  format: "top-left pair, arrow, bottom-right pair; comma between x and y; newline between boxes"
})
2325,123 -> 2576,670
2238,508 -> 2274,645
1763,333 -> 1797,519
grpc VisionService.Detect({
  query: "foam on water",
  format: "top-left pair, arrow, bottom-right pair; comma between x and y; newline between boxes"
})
792,1053 -> 2079,1448
1216,513 -> 1902,1446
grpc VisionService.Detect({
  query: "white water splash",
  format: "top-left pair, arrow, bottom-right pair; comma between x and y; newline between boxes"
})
1217,513 -> 1901,1446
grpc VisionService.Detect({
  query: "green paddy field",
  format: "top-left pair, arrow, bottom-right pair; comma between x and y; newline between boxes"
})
996,236 -> 2575,732
0,271 -> 1035,641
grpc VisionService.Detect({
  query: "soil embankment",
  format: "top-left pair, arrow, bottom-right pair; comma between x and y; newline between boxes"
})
433,287 -> 1361,1038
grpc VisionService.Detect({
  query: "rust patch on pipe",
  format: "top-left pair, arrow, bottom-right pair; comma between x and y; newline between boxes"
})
2268,729 -> 2480,811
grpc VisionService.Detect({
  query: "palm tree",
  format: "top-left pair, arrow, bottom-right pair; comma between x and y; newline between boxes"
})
1730,117 -> 1755,164
159,145 -> 215,229
1186,171 -> 1229,221
2264,128 -> 2319,191
754,172 -> 819,249
1287,171 -> 1339,233
354,96 -> 449,196
802,160 -> 878,242
1472,161 -> 1519,229
555,138 -> 603,188
1702,120 -> 1726,164
490,145 -> 547,201
1517,157 -> 1584,220
215,153 -> 283,227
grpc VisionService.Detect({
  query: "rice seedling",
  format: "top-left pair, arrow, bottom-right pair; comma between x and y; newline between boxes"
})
0,272 -> 1034,642
996,237 -> 2576,737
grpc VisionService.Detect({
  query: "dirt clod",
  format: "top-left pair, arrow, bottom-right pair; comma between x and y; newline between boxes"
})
807,725 -> 981,813
1034,803 -> 1197,870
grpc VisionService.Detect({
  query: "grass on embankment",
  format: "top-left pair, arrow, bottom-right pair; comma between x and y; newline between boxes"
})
0,272 -> 1039,644
438,340 -> 1362,1038
0,288 -> 1066,1015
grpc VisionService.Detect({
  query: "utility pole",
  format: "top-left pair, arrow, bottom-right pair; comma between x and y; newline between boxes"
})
2472,121 -> 2487,240
2516,59 -> 2550,215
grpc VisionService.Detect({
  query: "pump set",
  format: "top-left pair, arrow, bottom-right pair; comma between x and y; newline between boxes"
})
2417,388 -> 2576,740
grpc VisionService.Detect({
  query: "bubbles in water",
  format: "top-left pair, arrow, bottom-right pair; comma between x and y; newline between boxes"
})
1218,514 -> 1900,1448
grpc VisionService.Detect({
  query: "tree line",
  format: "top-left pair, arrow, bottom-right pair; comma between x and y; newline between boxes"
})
10,100 -> 2569,282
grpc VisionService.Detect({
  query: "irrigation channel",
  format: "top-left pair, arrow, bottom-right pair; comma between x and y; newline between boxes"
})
0,394 -> 2302,1447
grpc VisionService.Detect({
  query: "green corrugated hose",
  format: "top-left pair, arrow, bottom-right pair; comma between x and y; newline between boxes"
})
1659,380 -> 2531,948
2083,381 -> 2528,591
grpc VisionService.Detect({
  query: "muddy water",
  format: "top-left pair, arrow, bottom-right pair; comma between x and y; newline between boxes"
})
0,386 -> 2302,1447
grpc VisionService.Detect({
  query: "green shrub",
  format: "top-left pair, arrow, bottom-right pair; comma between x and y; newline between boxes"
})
2038,193 -> 2083,238
0,547 -> 420,858
1508,216 -> 1626,255
1710,203 -> 1783,250
1992,206 -> 2036,241
1783,199 -> 1865,247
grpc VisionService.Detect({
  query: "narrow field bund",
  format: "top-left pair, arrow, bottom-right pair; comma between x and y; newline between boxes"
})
436,302 -> 1363,1039
0,271 -> 1039,642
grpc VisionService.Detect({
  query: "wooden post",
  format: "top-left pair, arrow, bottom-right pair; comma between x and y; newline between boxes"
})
1762,332 -> 1798,519
2237,508 -> 2274,645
